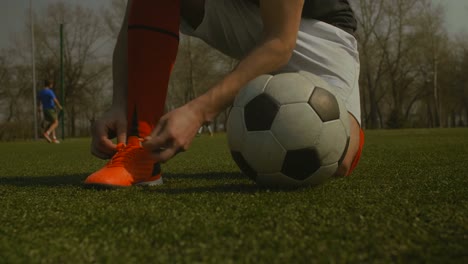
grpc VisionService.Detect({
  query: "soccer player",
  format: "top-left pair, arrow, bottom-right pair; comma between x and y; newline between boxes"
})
85,0 -> 364,187
38,79 -> 63,144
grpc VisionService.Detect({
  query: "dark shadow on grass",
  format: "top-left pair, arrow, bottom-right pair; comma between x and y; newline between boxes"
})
0,174 -> 87,187
145,172 -> 309,194
145,183 -> 303,194
163,172 -> 246,180
0,172 -> 311,193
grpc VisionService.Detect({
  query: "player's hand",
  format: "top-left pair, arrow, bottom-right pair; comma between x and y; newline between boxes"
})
90,107 -> 127,159
142,103 -> 205,163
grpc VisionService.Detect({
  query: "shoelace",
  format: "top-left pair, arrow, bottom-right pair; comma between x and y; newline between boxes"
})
108,143 -> 140,168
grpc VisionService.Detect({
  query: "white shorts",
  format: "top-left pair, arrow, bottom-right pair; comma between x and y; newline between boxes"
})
181,0 -> 361,125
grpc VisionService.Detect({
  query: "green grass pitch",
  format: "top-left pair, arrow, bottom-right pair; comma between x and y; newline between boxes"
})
0,129 -> 467,263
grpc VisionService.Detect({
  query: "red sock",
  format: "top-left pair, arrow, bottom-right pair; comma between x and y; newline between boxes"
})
127,0 -> 180,138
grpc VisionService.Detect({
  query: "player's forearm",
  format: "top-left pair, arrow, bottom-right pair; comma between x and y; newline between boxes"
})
192,38 -> 293,122
53,98 -> 62,108
192,0 -> 302,123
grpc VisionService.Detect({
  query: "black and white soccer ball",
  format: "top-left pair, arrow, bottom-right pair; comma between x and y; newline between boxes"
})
227,71 -> 350,188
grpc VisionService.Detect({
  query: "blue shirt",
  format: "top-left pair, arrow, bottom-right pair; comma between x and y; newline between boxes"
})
38,88 -> 56,109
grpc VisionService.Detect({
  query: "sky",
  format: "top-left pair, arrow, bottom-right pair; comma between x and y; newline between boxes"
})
0,0 -> 108,49
0,0 -> 467,50
432,0 -> 468,34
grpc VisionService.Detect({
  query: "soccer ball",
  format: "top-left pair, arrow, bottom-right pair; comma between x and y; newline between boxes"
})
227,71 -> 350,188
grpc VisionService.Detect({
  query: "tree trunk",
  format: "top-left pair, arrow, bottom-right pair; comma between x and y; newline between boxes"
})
433,57 -> 441,128
465,106 -> 468,127
70,105 -> 76,137
368,88 -> 380,129
426,100 -> 433,128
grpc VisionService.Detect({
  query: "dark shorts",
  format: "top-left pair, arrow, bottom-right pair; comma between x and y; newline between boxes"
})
44,108 -> 58,123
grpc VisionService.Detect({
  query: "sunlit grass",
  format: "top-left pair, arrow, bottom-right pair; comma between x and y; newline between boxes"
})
0,129 -> 467,263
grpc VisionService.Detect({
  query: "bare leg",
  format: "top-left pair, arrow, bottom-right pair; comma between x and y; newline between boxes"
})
46,120 -> 59,136
208,125 -> 213,136
51,128 -> 57,139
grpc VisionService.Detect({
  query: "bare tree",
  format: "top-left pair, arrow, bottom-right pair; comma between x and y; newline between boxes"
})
0,53 -> 13,124
102,0 -> 127,39
33,2 -> 112,136
439,35 -> 468,127
458,39 -> 468,126
355,0 -> 388,128
0,51 -> 36,140
355,0 -> 453,128
411,1 -> 448,127
377,0 -> 427,128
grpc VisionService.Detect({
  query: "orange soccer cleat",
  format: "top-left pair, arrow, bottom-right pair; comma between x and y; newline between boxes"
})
84,136 -> 162,188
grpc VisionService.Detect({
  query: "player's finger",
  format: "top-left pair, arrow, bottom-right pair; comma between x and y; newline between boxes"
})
142,134 -> 168,153
152,118 -> 167,137
91,138 -> 115,159
116,122 -> 127,144
91,145 -> 112,159
143,118 -> 170,147
149,146 -> 178,163
100,136 -> 117,152
92,123 -> 118,157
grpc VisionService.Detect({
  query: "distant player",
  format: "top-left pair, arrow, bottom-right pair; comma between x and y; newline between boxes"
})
85,0 -> 364,188
38,79 -> 62,144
